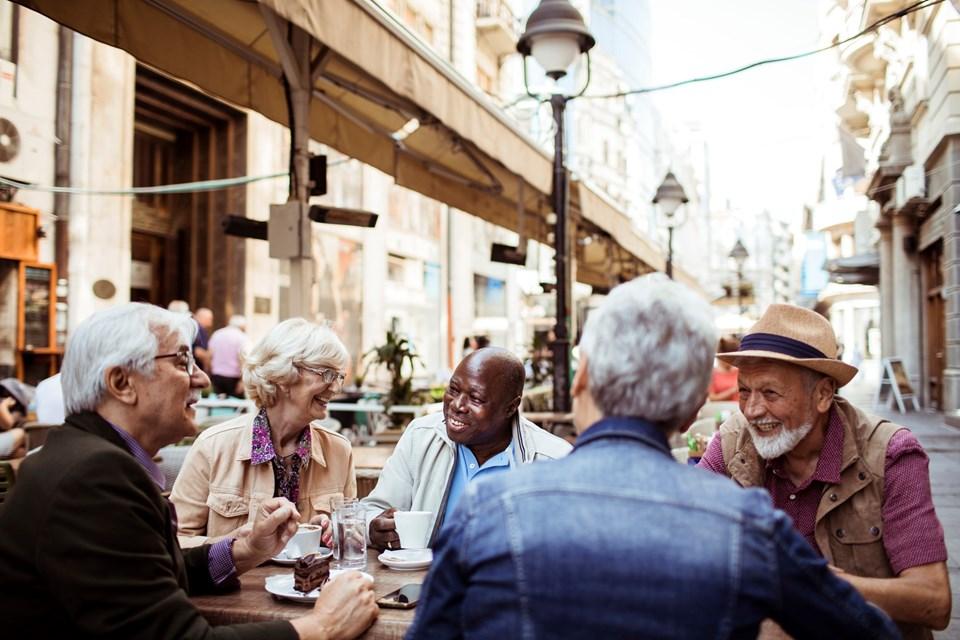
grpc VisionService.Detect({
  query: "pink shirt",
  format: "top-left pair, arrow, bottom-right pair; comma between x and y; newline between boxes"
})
698,407 -> 947,574
208,326 -> 246,378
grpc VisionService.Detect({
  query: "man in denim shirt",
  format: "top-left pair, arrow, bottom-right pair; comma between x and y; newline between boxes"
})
409,275 -> 898,639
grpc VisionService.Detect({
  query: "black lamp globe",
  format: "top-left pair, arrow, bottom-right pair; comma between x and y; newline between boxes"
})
517,0 -> 596,80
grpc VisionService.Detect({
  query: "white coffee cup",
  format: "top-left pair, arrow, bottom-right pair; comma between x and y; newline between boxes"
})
394,511 -> 432,549
284,523 -> 323,558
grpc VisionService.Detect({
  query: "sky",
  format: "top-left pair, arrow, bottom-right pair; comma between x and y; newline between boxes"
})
646,0 -> 828,226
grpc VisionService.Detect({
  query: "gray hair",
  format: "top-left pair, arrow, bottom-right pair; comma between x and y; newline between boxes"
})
579,274 -> 717,428
62,303 -> 196,415
242,318 -> 349,408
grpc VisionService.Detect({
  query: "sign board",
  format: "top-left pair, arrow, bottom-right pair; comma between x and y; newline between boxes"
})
876,357 -> 919,413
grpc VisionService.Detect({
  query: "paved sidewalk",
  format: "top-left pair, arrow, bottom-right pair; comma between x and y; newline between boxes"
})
840,360 -> 959,638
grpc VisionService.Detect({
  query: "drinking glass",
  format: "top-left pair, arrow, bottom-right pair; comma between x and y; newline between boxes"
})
330,497 -> 366,570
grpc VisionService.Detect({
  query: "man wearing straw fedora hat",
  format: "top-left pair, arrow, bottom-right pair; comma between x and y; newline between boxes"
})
699,304 -> 950,637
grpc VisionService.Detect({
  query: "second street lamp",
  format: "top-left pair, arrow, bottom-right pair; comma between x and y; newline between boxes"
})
729,238 -> 749,317
652,171 -> 688,280
517,0 -> 595,414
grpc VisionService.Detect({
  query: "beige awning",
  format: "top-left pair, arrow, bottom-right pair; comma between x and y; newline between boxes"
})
18,0 -> 683,289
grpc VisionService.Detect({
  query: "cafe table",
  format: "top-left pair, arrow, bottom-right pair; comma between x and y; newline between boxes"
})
191,548 -> 428,639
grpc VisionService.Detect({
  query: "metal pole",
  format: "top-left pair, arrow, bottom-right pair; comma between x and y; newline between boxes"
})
666,226 -> 674,280
737,266 -> 744,316
550,94 -> 571,414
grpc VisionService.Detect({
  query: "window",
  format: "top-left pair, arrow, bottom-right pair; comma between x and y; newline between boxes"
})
387,254 -> 406,283
474,274 -> 507,317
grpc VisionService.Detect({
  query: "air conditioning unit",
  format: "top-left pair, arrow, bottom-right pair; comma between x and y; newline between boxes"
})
895,164 -> 925,208
0,111 -> 49,185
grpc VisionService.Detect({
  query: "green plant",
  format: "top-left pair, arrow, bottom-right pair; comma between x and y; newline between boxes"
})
362,331 -> 424,426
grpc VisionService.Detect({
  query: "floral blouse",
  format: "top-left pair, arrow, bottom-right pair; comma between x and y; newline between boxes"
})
250,408 -> 311,504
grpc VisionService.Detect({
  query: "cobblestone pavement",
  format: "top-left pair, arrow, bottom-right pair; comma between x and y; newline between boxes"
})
839,360 -> 959,639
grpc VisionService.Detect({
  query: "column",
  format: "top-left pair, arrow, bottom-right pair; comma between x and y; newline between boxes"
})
891,212 -> 921,391
877,218 -> 895,358
943,196 -> 960,411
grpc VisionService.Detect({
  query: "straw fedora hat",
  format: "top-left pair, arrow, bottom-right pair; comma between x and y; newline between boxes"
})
717,304 -> 858,387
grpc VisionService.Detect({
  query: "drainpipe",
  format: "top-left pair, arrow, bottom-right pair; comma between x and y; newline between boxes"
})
54,26 -> 73,349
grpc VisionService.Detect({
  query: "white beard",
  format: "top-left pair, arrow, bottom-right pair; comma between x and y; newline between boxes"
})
746,420 -> 815,460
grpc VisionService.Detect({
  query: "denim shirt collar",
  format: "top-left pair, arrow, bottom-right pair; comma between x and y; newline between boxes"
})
574,416 -> 672,458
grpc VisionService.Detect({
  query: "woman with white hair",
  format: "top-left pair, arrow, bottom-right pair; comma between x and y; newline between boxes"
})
171,318 -> 357,545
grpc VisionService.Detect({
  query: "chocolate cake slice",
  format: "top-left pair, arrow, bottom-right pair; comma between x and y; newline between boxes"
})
294,551 -> 332,593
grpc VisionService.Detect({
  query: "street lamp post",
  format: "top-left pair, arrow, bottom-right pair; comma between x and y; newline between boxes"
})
517,0 -> 595,414
652,172 -> 689,280
729,238 -> 749,317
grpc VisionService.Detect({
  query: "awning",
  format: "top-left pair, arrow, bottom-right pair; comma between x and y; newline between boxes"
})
18,0 -> 676,288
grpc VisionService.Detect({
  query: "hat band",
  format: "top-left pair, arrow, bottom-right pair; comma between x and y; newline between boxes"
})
739,332 -> 827,359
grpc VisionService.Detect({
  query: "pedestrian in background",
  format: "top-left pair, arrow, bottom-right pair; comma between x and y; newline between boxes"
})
209,315 -> 248,398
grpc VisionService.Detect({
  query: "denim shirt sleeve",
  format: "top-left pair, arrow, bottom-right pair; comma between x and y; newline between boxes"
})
762,508 -> 900,639
406,487 -> 473,638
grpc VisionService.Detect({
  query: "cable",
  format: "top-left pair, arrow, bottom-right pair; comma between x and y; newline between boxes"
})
581,0 -> 944,100
0,158 -> 351,196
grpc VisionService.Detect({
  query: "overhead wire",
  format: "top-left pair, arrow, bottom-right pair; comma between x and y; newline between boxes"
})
580,0 -> 945,100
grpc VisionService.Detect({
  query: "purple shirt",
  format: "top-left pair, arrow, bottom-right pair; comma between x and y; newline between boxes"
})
107,422 -> 237,585
208,325 -> 246,378
250,408 -> 312,505
698,407 -> 947,574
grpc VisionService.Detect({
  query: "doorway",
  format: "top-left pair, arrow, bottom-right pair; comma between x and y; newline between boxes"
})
132,65 -> 247,323
922,240 -> 944,409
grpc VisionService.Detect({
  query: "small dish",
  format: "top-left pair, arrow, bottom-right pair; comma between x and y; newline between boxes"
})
271,546 -> 332,566
265,570 -> 373,603
377,548 -> 433,571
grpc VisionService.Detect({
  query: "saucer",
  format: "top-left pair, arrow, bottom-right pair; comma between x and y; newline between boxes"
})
378,548 -> 433,571
264,570 -> 373,603
271,546 -> 332,566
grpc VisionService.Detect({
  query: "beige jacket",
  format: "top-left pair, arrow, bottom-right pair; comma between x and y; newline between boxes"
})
361,411 -> 572,543
170,412 -> 356,546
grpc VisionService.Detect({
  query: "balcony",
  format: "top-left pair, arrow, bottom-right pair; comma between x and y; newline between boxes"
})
476,0 -> 520,58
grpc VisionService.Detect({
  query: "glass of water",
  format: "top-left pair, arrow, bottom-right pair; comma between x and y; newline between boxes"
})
330,497 -> 366,571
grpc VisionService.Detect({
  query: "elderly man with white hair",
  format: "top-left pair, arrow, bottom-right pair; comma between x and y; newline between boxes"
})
408,274 -> 897,639
0,303 -> 376,639
699,304 -> 950,638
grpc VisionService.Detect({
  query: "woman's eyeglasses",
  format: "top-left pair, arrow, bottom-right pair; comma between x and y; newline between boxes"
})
155,348 -> 196,376
299,365 -> 346,387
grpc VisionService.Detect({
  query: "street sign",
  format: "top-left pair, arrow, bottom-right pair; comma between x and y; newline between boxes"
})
876,357 -> 919,413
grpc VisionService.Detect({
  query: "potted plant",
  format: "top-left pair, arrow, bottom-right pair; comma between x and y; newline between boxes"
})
362,331 -> 423,427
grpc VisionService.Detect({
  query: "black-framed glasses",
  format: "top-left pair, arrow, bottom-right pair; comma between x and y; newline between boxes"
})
299,365 -> 346,387
155,347 -> 196,376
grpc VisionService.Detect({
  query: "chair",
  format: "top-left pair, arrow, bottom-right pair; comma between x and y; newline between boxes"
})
0,460 -> 16,505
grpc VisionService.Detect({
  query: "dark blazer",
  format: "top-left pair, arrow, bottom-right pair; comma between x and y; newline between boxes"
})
0,411 -> 297,639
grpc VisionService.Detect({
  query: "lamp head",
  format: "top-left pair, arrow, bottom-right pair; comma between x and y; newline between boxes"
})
652,171 -> 688,221
729,238 -> 749,267
517,0 -> 596,80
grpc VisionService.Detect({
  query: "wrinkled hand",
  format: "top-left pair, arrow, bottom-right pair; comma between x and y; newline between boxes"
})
292,571 -> 378,640
0,397 -> 16,431
368,508 -> 398,551
309,513 -> 334,548
232,497 -> 300,574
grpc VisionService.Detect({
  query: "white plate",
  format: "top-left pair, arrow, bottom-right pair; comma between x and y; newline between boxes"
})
264,570 -> 373,603
271,547 -> 332,566
378,548 -> 433,571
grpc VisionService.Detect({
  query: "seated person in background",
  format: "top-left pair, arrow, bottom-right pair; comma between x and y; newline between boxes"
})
173,318 -> 356,548
0,377 -> 34,459
699,303 -> 951,636
409,274 -> 898,640
0,303 -> 376,639
362,348 -> 571,551
708,334 -> 740,401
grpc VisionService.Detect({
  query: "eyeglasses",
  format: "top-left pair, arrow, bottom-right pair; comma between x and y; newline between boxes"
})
299,365 -> 346,388
155,348 -> 196,376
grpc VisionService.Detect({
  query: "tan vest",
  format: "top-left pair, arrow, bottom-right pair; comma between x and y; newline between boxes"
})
719,397 -> 930,640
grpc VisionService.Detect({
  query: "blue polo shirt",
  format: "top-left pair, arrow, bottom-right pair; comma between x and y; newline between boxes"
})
444,441 -> 514,518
